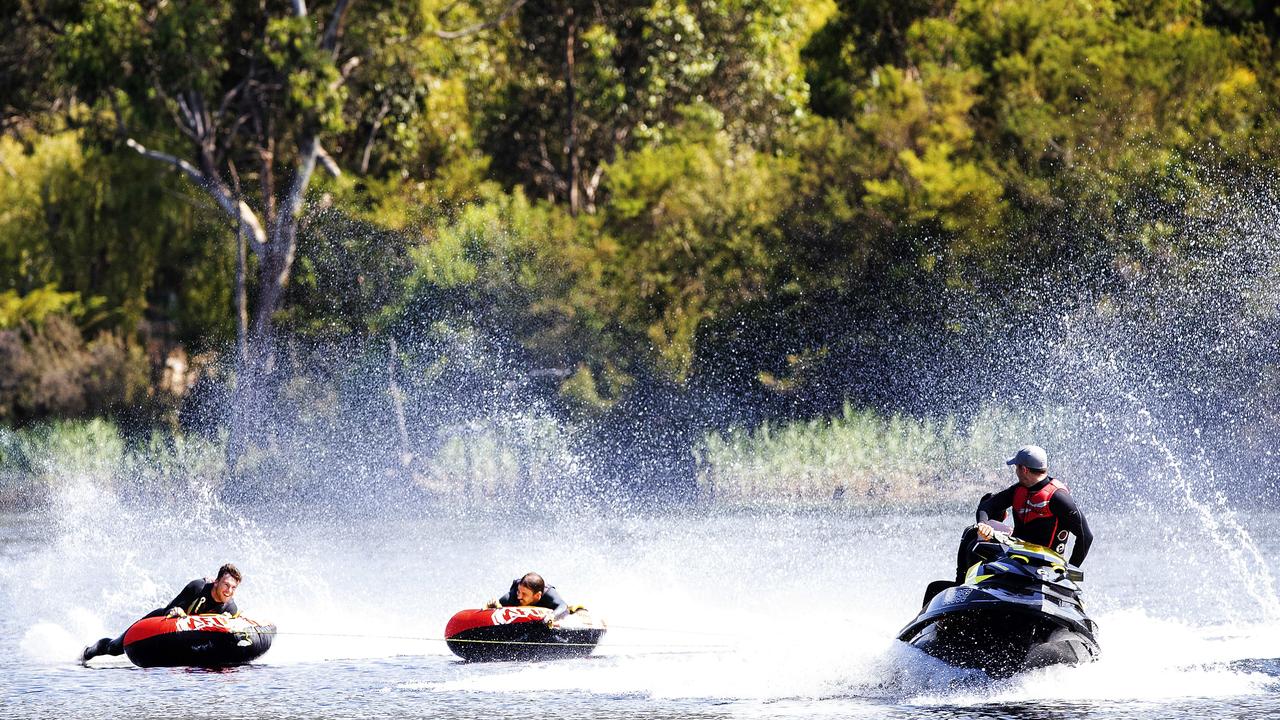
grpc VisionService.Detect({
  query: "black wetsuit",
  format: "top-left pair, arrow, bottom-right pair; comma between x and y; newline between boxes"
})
955,478 -> 1093,581
162,578 -> 240,617
497,580 -> 569,616
85,579 -> 239,659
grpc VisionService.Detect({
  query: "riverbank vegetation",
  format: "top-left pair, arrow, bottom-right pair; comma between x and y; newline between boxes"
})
3,1 -> 1279,505
694,404 -> 1081,509
2,402 -> 1064,511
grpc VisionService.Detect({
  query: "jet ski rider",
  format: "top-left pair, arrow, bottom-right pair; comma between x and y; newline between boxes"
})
485,572 -> 570,627
81,563 -> 243,662
955,446 -> 1093,582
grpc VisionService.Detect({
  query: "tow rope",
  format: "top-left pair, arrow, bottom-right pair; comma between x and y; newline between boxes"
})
260,629 -> 734,651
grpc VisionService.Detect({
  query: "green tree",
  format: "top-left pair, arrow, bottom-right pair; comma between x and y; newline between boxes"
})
802,0 -> 952,117
23,0 -> 535,462
478,0 -> 821,214
800,0 -> 1270,287
0,129 -> 233,341
602,113 -> 792,381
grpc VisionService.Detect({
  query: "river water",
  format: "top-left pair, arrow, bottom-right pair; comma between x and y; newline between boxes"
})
4,478 -> 1280,719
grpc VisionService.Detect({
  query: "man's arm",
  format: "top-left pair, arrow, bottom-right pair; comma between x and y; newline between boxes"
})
977,486 -> 1016,524
541,586 -> 569,616
163,579 -> 206,615
1051,491 -> 1092,566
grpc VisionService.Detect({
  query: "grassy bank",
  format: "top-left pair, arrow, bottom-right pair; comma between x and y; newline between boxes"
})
0,419 -> 227,509
694,403 -> 1080,510
0,414 -> 589,510
5,403 -> 1082,511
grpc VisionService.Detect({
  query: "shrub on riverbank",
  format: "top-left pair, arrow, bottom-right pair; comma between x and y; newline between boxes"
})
0,283 -> 152,427
0,419 -> 225,509
694,403 -> 1078,510
0,409 -> 590,511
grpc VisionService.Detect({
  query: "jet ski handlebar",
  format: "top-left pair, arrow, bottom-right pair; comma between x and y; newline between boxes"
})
977,526 -> 1085,582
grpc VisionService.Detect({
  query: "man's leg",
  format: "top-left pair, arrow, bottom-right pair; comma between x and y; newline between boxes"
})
955,525 -> 981,583
81,633 -> 125,662
82,608 -> 166,662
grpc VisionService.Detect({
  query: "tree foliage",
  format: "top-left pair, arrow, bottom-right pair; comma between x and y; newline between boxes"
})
3,0 -> 1280,454
0,129 -> 231,338
477,0 -> 822,212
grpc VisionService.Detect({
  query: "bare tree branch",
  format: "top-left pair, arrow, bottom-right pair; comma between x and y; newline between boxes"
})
321,0 -> 354,53
332,56 -> 361,90
252,134 -> 319,337
291,0 -> 308,17
125,137 -> 205,186
175,93 -> 199,138
435,0 -> 527,39
193,92 -> 209,140
148,83 -> 196,141
227,112 -> 252,141
360,99 -> 391,174
279,135 -> 319,233
584,162 -> 605,205
215,80 -> 246,125
125,137 -> 268,246
535,130 -> 568,194
229,160 -> 250,365
316,142 -> 342,177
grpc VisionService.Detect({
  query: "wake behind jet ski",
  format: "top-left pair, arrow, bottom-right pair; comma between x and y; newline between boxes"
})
897,529 -> 1100,678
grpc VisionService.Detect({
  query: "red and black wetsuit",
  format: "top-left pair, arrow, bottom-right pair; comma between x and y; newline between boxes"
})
978,477 -> 1093,566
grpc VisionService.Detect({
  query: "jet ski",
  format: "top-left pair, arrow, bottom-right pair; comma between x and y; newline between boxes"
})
897,530 -> 1099,678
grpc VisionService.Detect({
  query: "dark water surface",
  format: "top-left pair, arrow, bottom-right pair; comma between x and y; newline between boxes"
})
4,489 -> 1280,719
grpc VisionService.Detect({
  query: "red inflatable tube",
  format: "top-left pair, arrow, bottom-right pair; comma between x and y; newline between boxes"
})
445,606 -> 606,662
122,614 -> 275,668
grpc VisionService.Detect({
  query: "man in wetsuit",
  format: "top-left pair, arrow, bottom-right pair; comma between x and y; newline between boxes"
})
81,563 -> 242,663
955,445 -> 1093,581
484,572 -> 569,626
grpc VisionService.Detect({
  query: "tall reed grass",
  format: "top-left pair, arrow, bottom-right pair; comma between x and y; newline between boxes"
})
0,419 -> 226,508
413,412 -> 588,507
694,402 -> 1081,510
0,413 -> 587,510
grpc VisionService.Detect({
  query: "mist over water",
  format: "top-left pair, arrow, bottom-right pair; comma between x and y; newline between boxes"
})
6,491 -> 1280,717
6,180 -> 1280,717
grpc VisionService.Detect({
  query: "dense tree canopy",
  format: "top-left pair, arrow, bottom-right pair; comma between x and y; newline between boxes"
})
3,0 -> 1280,450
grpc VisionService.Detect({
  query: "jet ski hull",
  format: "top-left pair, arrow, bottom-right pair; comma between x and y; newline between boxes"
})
899,601 -> 1098,678
898,539 -> 1100,678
